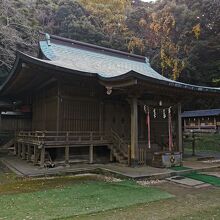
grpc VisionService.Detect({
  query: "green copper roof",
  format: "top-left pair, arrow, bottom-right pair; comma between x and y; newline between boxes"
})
38,35 -> 220,93
39,41 -> 173,81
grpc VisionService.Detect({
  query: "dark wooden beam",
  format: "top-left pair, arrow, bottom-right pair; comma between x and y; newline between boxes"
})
130,97 -> 138,166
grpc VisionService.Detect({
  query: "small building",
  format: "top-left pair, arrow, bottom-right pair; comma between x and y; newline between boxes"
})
182,109 -> 220,133
0,33 -> 220,167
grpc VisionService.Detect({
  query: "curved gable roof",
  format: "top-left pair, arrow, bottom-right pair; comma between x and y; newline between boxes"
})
0,33 -> 220,96
38,33 -> 220,93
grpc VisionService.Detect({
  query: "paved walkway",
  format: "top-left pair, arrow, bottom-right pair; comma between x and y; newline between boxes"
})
1,155 -> 220,179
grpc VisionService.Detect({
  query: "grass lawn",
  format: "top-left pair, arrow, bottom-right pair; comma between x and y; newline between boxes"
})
0,179 -> 173,220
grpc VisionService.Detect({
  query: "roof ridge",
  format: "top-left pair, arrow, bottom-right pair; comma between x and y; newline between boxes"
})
39,32 -> 146,62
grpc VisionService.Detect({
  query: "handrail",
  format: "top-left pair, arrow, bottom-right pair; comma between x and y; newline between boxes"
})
17,131 -> 110,145
111,129 -> 129,157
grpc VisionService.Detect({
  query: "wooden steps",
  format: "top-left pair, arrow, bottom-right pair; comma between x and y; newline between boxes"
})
0,138 -> 15,149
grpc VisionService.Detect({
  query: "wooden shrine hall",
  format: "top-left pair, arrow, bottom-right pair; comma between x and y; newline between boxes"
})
1,33 -> 220,167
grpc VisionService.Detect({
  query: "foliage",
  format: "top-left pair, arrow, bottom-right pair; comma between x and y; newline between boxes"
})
183,133 -> 220,152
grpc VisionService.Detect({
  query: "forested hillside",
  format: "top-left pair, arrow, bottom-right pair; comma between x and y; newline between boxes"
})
0,0 -> 219,91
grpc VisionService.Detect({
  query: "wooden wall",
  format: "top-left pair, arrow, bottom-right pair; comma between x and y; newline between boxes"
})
32,82 -> 58,130
60,97 -> 100,131
1,116 -> 31,132
30,75 -> 178,150
103,101 -> 130,138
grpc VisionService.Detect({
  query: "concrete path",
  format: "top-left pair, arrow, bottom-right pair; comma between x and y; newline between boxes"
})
1,156 -> 220,179
166,176 -> 211,188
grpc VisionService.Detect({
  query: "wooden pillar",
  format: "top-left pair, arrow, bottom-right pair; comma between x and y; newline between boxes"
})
17,142 -> 21,158
99,102 -> 104,133
33,146 -> 38,165
21,143 -> 26,160
89,144 -> 94,164
183,118 -> 186,132
214,117 -> 217,130
109,145 -> 113,162
56,81 -> 61,134
130,97 -> 138,166
27,144 -> 32,162
65,146 -> 70,165
0,111 -> 2,132
198,118 -> 201,130
40,146 -> 45,168
177,103 -> 183,153
14,142 -> 18,155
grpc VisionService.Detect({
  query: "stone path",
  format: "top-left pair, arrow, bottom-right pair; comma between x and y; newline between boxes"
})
1,155 -> 220,179
166,176 -> 211,188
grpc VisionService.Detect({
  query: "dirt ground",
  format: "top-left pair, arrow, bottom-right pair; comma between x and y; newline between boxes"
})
67,175 -> 220,220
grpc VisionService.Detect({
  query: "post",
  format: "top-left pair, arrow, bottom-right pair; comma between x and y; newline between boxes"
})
40,146 -> 45,168
198,118 -> 201,130
110,149 -> 113,162
27,144 -> 31,162
65,146 -> 70,165
0,111 -> 2,132
17,142 -> 21,158
56,81 -> 61,134
130,97 -> 138,166
177,103 -> 183,153
14,142 -> 18,155
128,144 -> 131,166
33,146 -> 38,165
214,117 -> 217,130
192,131 -> 195,156
21,143 -> 26,160
89,144 -> 94,164
99,102 -> 104,133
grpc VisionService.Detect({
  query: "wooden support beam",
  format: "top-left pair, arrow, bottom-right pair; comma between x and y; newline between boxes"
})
214,117 -> 217,130
21,143 -> 26,160
40,146 -> 45,168
89,145 -> 94,164
27,144 -> 31,162
177,103 -> 183,153
17,143 -> 21,158
130,97 -> 138,166
33,146 -> 38,165
99,102 -> 104,133
110,146 -> 113,162
14,142 -> 18,155
197,118 -> 200,130
65,146 -> 70,165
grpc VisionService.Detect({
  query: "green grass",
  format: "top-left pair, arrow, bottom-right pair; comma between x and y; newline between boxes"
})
183,133 -> 220,152
183,172 -> 220,187
169,166 -> 192,171
0,180 -> 173,220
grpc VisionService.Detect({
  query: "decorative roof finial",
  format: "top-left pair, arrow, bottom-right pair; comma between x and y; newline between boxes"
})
145,57 -> 150,65
45,33 -> 51,46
